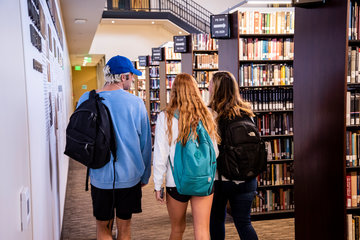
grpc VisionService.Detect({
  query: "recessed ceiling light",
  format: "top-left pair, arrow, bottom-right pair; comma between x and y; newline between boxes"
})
111,20 -> 115,24
74,18 -> 87,24
179,31 -> 182,34
151,21 -> 155,24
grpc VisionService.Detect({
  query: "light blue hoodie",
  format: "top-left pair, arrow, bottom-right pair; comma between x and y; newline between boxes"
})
77,89 -> 152,189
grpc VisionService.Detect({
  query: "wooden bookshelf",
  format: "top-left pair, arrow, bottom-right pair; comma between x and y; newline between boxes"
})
293,0 -> 347,238
180,34 -> 218,105
218,8 -> 295,220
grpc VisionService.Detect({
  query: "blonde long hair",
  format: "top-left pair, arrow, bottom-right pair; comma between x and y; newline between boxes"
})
208,71 -> 254,122
165,73 -> 220,145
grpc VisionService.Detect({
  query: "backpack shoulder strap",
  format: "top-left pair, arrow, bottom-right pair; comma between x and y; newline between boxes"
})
174,110 -> 179,120
89,89 -> 97,99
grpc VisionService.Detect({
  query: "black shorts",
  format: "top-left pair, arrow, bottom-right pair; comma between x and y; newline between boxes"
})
91,182 -> 142,221
166,186 -> 215,203
166,187 -> 192,202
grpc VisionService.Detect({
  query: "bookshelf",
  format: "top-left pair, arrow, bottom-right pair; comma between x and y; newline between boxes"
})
218,8 -> 295,220
347,1 -> 360,238
149,56 -> 160,144
293,0 -> 347,239
181,34 -> 218,104
163,43 -> 181,105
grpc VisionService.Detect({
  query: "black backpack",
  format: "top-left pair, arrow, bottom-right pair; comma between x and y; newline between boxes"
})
217,115 -> 267,181
64,90 -> 116,189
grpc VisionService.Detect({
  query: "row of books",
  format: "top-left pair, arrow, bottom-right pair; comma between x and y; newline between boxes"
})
346,130 -> 360,167
265,138 -> 294,161
150,79 -> 160,89
348,47 -> 360,83
347,172 -> 360,208
150,91 -> 159,100
240,88 -> 294,111
347,91 -> 360,126
166,75 -> 175,89
138,90 -> 145,100
164,46 -> 181,60
349,0 -> 360,40
194,71 -> 215,88
239,38 -> 294,61
257,163 -> 294,187
191,33 -> 218,51
165,89 -> 210,104
239,11 -> 295,35
150,102 -> 160,112
251,189 -> 295,213
347,214 -> 360,240
137,78 -> 146,90
254,113 -> 294,136
193,54 -> 219,69
166,62 -> 181,75
239,64 -> 294,87
149,68 -> 159,78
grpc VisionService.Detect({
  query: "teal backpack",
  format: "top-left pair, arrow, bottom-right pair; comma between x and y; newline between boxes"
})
169,113 -> 217,196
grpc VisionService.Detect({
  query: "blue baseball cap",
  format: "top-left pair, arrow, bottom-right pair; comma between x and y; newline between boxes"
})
106,55 -> 142,76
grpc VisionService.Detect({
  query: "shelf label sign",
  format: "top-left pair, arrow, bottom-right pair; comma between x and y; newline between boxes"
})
152,47 -> 163,61
210,14 -> 230,39
139,56 -> 148,67
174,35 -> 188,53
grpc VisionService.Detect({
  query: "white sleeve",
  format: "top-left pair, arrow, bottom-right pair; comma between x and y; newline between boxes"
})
153,112 -> 170,191
212,138 -> 219,158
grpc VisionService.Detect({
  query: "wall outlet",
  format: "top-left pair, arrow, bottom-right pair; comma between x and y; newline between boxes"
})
20,187 -> 31,231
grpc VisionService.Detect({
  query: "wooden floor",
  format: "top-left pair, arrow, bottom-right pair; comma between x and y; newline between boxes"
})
61,160 -> 294,240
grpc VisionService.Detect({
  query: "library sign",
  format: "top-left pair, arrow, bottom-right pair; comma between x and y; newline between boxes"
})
173,35 -> 188,53
210,14 -> 230,39
138,56 -> 148,67
152,47 -> 164,61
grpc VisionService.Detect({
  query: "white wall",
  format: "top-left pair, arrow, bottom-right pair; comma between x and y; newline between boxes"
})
0,0 -> 32,239
0,0 -> 72,239
89,23 -> 177,61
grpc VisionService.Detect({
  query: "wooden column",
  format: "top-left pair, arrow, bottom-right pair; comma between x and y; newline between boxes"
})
159,61 -> 167,110
293,1 -> 347,239
145,66 -> 150,119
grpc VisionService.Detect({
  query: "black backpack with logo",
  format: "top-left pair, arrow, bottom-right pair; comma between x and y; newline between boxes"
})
64,90 -> 116,189
217,115 -> 267,181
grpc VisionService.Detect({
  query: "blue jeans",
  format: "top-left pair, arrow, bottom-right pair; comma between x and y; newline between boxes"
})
210,178 -> 258,240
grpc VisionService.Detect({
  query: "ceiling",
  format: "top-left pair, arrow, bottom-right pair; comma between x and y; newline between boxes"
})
60,0 -> 105,66
101,18 -> 188,36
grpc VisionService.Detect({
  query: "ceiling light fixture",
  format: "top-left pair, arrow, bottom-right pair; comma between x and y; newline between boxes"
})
111,20 -> 115,24
179,31 -> 182,34
74,18 -> 87,24
151,21 -> 155,24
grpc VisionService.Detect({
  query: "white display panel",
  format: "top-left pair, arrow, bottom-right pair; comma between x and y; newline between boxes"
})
19,0 -> 70,239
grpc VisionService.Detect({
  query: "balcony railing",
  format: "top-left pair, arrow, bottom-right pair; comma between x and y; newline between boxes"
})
106,0 -> 212,33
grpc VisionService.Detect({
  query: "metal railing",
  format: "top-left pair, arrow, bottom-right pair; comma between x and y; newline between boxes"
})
106,0 -> 212,33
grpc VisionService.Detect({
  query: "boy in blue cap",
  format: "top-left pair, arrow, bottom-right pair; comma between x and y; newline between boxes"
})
76,55 -> 151,239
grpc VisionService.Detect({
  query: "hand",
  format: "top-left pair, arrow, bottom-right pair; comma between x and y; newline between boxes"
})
155,190 -> 166,204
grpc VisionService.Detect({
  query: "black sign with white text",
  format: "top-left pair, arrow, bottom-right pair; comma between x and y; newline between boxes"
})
173,35 -> 188,53
152,48 -> 163,61
138,56 -> 148,67
210,14 -> 230,39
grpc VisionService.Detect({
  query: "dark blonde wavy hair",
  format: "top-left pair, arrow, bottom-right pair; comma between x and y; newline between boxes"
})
208,71 -> 254,122
165,73 -> 220,145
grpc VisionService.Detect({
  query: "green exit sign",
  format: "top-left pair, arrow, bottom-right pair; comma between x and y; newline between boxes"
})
75,66 -> 81,71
